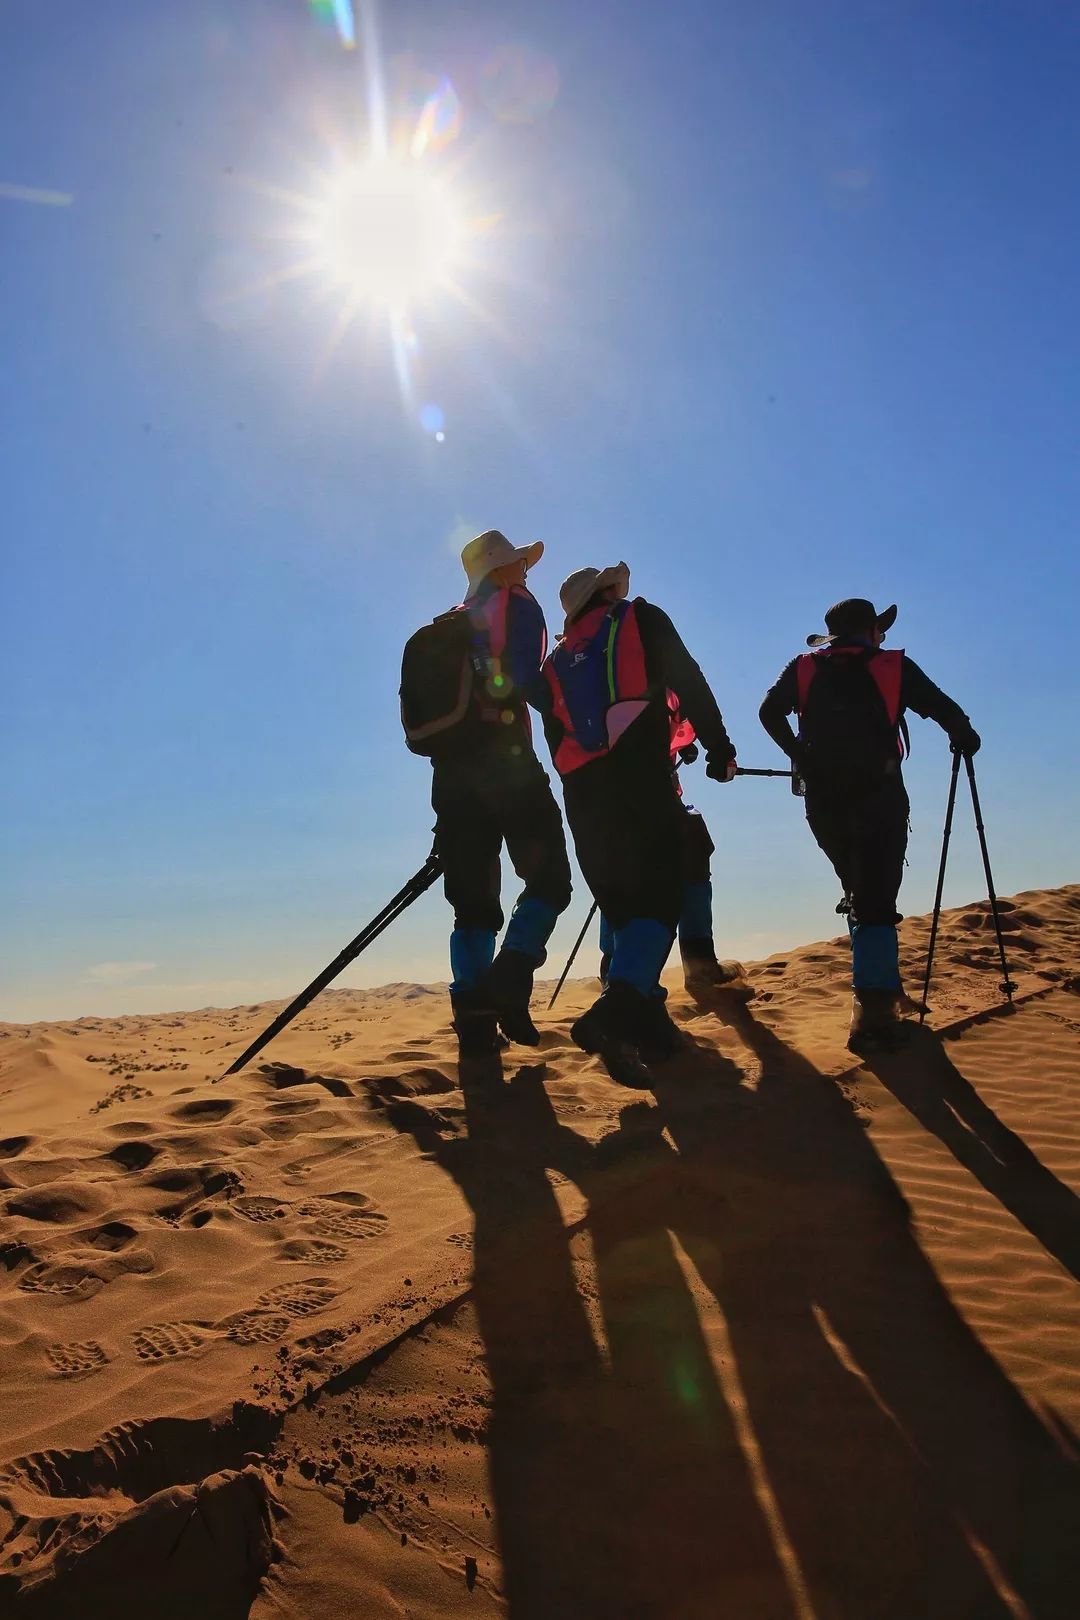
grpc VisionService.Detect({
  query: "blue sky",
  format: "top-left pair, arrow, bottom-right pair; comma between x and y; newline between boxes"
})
3,0 -> 1077,1021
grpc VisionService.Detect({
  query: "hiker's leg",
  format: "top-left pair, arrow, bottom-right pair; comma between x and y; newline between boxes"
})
433,770 -> 504,1052
479,769 -> 572,1044
678,807 -> 716,960
500,771 -> 573,964
847,781 -> 909,993
567,767 -> 681,1057
845,780 -> 911,1051
678,807 -> 752,996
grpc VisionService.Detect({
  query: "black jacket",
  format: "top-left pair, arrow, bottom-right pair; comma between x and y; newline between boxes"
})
759,642 -> 978,769
536,598 -> 736,779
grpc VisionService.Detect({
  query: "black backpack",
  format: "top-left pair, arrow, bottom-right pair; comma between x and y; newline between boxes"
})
799,651 -> 903,783
400,608 -> 485,757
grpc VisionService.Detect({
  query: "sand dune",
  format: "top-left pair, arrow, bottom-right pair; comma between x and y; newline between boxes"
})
1,884 -> 1078,1617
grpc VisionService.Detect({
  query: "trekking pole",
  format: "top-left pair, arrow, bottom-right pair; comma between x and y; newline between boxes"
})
547,900 -> 599,1009
920,751 -> 961,1023
963,754 -> 1017,1003
221,847 -> 442,1076
735,767 -> 795,779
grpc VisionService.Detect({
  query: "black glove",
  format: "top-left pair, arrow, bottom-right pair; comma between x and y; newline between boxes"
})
678,742 -> 700,765
949,724 -> 981,757
705,750 -> 737,782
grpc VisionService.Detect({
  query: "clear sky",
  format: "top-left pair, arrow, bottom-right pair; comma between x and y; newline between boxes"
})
3,0 -> 1078,1022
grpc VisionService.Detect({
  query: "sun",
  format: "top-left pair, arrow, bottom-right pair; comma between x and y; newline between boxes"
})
310,159 -> 465,307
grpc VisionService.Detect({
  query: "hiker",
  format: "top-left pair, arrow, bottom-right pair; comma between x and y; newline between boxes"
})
758,597 -> 981,1052
400,530 -> 572,1054
598,701 -> 751,998
538,562 -> 738,1069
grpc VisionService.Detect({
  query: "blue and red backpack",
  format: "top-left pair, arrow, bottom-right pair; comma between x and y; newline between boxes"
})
542,598 -> 651,776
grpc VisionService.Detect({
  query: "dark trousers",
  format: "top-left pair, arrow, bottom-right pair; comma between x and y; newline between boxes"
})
564,759 -> 685,932
680,803 -> 715,886
804,774 -> 910,926
432,756 -> 572,933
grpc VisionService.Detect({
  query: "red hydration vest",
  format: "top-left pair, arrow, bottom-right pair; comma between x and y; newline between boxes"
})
796,646 -> 905,756
543,598 -> 650,775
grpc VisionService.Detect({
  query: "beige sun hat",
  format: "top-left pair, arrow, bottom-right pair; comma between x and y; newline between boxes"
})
461,529 -> 544,593
559,561 -> 631,625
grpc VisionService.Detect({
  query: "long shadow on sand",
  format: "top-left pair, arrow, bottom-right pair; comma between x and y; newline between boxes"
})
387,1052 -> 793,1619
652,1001 -> 1080,1619
864,1021 -> 1080,1282
386,1026 -> 1080,1620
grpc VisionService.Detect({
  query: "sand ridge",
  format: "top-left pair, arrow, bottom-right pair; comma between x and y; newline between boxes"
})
0,884 -> 1078,1616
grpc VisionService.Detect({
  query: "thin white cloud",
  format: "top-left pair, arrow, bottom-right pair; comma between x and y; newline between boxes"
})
0,181 -> 74,207
85,961 -> 157,984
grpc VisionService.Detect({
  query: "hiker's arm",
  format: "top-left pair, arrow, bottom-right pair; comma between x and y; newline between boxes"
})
505,590 -> 547,703
637,602 -> 735,767
902,658 -> 981,753
759,660 -> 803,762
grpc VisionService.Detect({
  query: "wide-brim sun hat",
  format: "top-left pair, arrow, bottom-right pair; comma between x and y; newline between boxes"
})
559,561 -> 631,626
461,529 -> 544,593
807,597 -> 898,647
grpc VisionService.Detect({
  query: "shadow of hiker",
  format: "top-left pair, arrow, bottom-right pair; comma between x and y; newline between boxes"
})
865,1022 -> 1080,1282
384,1050 -> 795,1619
650,1003 -> 1080,1620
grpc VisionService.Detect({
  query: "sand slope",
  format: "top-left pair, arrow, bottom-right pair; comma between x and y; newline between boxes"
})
1,886 -> 1078,1617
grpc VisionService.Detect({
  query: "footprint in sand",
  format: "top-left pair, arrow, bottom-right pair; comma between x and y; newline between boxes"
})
254,1278 -> 339,1318
131,1321 -> 214,1361
296,1194 -> 389,1242
234,1190 -> 388,1243
106,1140 -> 160,1171
46,1340 -> 109,1379
279,1237 -> 348,1264
446,1232 -> 474,1251
19,1264 -> 104,1301
168,1097 -> 238,1122
220,1310 -> 294,1345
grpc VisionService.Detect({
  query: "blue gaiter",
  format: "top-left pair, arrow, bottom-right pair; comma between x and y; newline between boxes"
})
610,918 -> 675,998
502,895 -> 559,966
450,927 -> 496,994
851,923 -> 901,991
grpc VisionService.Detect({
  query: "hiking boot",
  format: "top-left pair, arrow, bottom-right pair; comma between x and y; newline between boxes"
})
634,995 -> 686,1062
451,992 -> 509,1058
847,989 -> 909,1055
681,947 -> 755,1001
570,980 -> 650,1070
476,948 -> 541,1046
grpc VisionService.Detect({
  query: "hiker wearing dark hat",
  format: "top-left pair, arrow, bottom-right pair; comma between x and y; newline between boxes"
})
759,598 -> 980,1052
537,562 -> 738,1070
400,530 -> 572,1054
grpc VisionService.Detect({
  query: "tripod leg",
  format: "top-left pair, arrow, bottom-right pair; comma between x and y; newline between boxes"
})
920,751 -> 961,1023
963,756 -> 1017,1003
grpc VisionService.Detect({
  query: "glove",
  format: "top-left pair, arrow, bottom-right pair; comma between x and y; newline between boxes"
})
706,753 -> 737,784
678,742 -> 700,765
949,725 -> 981,757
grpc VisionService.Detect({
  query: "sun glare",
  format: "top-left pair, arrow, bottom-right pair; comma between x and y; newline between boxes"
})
312,160 -> 464,306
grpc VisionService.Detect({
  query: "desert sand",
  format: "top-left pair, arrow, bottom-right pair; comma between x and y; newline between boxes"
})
1,884 -> 1078,1618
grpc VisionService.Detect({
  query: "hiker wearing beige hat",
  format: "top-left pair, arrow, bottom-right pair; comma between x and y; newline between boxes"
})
400,529 -> 572,1055
535,560 -> 738,1075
